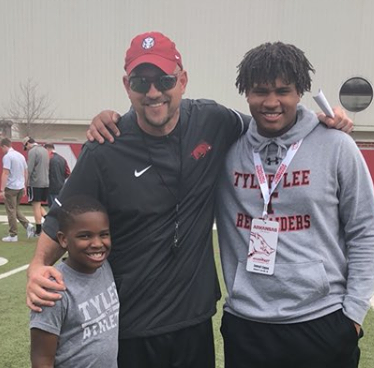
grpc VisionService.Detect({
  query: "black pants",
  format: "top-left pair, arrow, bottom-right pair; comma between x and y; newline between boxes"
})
221,310 -> 362,368
117,318 -> 215,368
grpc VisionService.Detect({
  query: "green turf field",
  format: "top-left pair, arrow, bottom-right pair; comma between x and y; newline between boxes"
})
0,206 -> 373,367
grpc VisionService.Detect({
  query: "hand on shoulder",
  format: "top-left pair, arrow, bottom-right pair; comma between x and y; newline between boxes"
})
318,106 -> 353,133
86,110 -> 121,144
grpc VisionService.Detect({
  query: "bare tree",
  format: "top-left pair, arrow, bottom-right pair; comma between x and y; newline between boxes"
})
6,78 -> 56,139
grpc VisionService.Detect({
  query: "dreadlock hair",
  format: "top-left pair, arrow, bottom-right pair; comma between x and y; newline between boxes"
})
235,42 -> 315,96
57,195 -> 108,233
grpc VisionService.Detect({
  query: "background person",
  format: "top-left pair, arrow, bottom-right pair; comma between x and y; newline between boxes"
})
30,195 -> 118,368
216,42 -> 374,368
44,143 -> 71,208
23,136 -> 49,236
0,137 -> 35,241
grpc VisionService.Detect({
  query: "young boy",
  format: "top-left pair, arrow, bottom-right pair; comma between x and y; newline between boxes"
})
30,195 -> 119,368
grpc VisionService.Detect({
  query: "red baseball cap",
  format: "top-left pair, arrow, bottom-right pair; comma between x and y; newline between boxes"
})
124,32 -> 183,75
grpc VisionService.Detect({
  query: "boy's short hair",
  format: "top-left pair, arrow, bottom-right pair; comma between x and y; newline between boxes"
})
235,41 -> 315,96
57,195 -> 108,233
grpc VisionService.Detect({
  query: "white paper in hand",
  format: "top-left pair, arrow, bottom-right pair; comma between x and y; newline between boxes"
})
313,89 -> 335,118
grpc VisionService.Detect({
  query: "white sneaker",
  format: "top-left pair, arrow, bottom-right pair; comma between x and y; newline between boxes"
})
2,235 -> 18,242
26,223 -> 35,239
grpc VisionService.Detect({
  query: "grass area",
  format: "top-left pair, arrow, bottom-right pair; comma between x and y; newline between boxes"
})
360,309 -> 374,368
0,271 -> 34,368
0,240 -> 38,274
0,206 -> 373,367
213,231 -> 226,368
0,205 -> 38,368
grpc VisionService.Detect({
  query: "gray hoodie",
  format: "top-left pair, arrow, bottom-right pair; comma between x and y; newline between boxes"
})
216,104 -> 374,325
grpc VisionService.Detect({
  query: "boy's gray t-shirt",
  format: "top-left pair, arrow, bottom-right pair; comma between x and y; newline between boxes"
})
30,260 -> 119,368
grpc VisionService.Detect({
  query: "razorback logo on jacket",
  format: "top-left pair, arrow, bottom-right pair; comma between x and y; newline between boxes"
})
190,141 -> 212,160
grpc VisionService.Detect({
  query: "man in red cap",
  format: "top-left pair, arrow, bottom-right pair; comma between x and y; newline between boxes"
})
27,31 -> 353,368
27,31 -> 245,368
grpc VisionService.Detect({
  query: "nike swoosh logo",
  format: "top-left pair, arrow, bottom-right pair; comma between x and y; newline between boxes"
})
134,165 -> 152,177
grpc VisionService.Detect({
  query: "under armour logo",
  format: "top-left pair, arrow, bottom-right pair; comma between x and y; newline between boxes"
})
266,157 -> 280,165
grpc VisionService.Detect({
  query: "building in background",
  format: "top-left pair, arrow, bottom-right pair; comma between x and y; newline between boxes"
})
0,0 -> 373,175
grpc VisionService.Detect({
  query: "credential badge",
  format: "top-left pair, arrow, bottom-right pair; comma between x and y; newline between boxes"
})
142,37 -> 155,49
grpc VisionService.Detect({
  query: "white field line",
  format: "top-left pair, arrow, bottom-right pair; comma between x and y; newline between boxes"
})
0,264 -> 29,280
0,215 -> 35,222
0,216 -> 34,279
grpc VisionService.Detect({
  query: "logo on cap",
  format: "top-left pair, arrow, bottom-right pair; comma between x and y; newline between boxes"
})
125,31 -> 183,75
142,37 -> 155,50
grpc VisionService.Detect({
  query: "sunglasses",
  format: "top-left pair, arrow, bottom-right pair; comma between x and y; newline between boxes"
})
129,74 -> 178,94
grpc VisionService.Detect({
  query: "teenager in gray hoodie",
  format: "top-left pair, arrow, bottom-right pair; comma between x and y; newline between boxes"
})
216,42 -> 374,368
